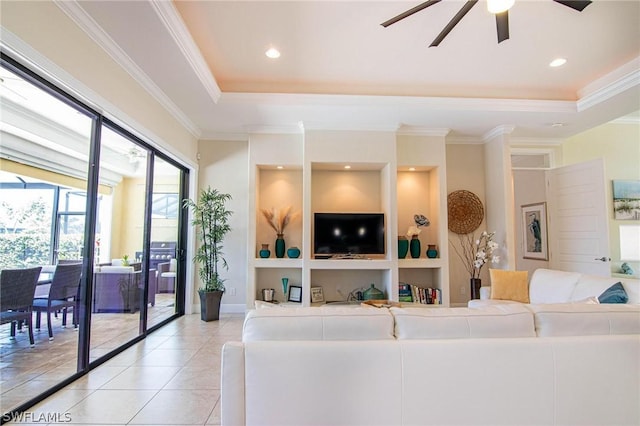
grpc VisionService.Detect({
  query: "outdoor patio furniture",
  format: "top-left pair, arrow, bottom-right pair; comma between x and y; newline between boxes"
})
33,263 -> 83,340
1,267 -> 42,346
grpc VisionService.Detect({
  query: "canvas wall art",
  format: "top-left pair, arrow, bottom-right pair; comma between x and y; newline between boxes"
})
613,180 -> 640,220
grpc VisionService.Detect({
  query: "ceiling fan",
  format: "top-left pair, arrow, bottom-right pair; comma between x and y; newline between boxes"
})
381,0 -> 592,47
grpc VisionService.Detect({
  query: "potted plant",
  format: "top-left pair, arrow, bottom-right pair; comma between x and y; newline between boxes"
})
183,187 -> 233,321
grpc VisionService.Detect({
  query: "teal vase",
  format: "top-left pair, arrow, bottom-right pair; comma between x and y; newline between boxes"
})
275,234 -> 285,258
398,237 -> 409,259
287,247 -> 300,258
426,244 -> 438,259
259,244 -> 270,258
410,236 -> 421,259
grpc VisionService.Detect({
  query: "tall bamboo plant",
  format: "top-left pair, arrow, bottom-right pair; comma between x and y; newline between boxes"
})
183,187 -> 232,292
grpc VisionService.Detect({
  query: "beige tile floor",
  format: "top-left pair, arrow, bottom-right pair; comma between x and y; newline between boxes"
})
1,294 -> 178,412
3,313 -> 245,425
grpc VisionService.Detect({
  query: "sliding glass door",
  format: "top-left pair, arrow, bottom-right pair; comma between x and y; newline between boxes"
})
147,157 -> 182,327
88,125 -> 150,359
0,54 -> 188,416
0,64 -> 92,413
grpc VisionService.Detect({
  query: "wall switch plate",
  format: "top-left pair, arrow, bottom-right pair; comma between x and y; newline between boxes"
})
229,287 -> 236,296
460,286 -> 466,295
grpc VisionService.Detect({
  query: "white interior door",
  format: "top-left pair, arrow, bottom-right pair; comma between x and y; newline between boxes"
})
546,158 -> 610,276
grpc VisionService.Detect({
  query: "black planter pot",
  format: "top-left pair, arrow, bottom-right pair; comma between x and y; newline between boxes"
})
199,290 -> 223,322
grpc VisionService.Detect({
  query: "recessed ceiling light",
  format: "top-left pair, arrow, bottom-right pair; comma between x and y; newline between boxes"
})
276,165 -> 284,169
551,122 -> 566,127
408,167 -> 416,171
265,47 -> 280,59
344,165 -> 351,169
549,58 -> 567,68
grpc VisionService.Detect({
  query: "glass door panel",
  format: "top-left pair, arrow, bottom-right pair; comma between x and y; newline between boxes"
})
89,126 -> 148,360
147,157 -> 181,327
0,65 -> 91,413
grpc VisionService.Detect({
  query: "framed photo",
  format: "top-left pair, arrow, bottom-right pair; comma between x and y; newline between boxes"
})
288,286 -> 302,303
310,286 -> 324,303
521,202 -> 548,260
612,180 -> 640,220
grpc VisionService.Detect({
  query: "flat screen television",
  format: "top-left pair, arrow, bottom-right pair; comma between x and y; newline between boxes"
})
314,213 -> 385,256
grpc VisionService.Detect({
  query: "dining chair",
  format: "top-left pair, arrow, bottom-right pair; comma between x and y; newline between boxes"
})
0,267 -> 42,346
157,258 -> 177,293
33,263 -> 83,340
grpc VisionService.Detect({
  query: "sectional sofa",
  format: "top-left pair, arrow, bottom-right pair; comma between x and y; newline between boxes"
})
221,301 -> 639,426
471,268 -> 640,307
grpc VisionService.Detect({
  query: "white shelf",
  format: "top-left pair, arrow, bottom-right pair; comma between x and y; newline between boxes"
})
253,258 -> 303,268
398,258 -> 444,268
308,259 -> 393,270
247,131 -> 450,308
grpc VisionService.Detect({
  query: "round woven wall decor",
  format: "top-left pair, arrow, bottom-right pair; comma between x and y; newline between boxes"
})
447,190 -> 484,234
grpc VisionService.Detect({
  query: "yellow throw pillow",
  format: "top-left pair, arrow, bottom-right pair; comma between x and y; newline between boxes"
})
490,269 -> 530,303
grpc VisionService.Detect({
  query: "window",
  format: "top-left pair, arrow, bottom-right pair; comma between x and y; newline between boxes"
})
152,193 -> 179,218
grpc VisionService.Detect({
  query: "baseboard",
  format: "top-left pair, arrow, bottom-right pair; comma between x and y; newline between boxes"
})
220,303 -> 247,314
191,303 -> 246,315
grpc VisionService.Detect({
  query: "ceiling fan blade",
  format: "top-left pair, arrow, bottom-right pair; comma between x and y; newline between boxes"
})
381,0 -> 442,27
495,11 -> 509,43
552,0 -> 592,12
430,0 -> 478,47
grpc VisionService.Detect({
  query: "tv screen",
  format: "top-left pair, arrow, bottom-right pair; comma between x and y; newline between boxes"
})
314,213 -> 385,256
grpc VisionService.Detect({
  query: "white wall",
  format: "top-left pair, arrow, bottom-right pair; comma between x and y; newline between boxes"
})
513,169 -> 549,275
197,140 -> 249,313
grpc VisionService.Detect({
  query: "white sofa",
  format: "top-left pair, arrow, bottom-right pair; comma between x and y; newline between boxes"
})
470,268 -> 640,307
221,304 -> 640,426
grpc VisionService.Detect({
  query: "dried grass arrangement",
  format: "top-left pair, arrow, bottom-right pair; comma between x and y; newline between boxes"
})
260,206 -> 298,236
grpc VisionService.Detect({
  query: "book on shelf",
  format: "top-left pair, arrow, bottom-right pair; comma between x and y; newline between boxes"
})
398,282 -> 413,303
398,282 -> 441,305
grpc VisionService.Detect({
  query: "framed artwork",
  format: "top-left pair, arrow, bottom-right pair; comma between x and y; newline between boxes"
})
612,180 -> 640,220
310,287 -> 324,303
288,286 -> 302,303
521,202 -> 548,260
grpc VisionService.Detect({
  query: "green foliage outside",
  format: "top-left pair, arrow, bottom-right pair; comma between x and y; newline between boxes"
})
0,198 -> 83,270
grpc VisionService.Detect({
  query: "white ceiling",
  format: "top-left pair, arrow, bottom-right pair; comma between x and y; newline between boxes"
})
63,0 -> 639,140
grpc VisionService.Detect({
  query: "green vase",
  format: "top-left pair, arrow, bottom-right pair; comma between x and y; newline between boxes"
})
398,237 -> 409,259
426,244 -> 438,258
275,234 -> 285,258
410,236 -> 421,259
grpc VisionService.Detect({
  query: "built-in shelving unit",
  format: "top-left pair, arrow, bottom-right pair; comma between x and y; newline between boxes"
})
247,130 -> 450,308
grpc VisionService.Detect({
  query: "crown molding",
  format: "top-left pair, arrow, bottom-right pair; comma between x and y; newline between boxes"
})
510,137 -> 564,146
610,114 -> 640,125
396,126 -> 450,137
483,125 -> 515,142
445,137 -> 483,145
199,132 -> 249,142
246,125 -> 304,135
300,122 -> 399,132
150,0 -> 221,104
577,56 -> 640,112
53,0 -> 201,138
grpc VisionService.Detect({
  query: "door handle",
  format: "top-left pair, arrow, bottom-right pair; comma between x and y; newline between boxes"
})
594,257 -> 611,262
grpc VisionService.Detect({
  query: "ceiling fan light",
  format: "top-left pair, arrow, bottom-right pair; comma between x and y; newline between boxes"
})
487,0 -> 514,14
